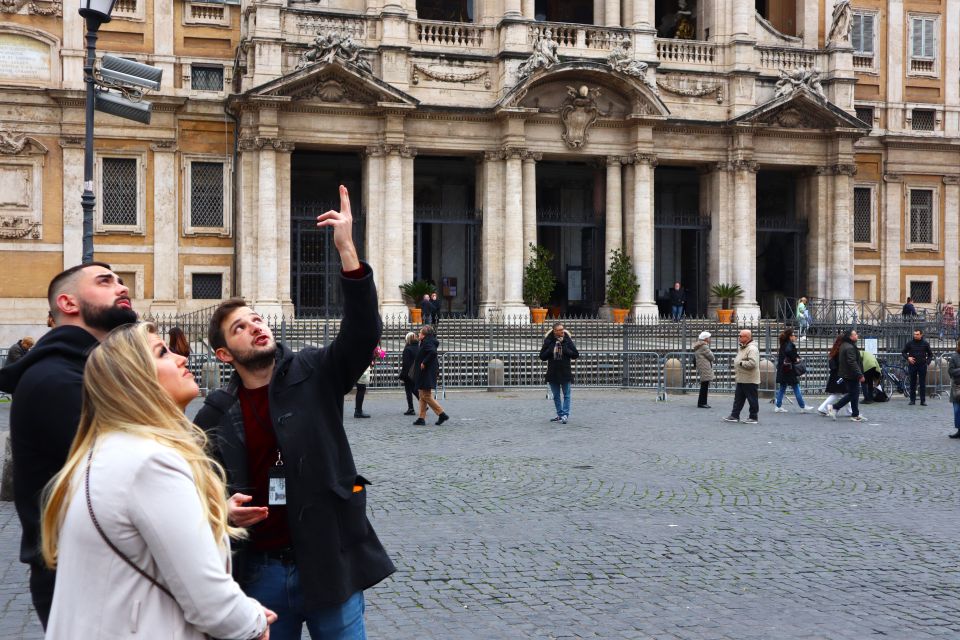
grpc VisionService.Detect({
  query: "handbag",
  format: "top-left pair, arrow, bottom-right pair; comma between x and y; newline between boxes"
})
407,362 -> 418,381
793,360 -> 807,376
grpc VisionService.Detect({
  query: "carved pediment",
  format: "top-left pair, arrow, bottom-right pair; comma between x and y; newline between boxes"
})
729,85 -> 868,131
283,73 -> 379,104
243,60 -> 418,108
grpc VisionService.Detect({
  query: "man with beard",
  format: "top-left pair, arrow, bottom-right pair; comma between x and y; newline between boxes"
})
195,186 -> 394,640
0,262 -> 136,628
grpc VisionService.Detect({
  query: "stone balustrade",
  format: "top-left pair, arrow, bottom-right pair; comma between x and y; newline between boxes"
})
113,0 -> 137,16
756,46 -> 819,70
288,11 -> 373,44
655,39 -> 718,66
529,22 -> 628,53
188,2 -> 226,24
414,20 -> 489,49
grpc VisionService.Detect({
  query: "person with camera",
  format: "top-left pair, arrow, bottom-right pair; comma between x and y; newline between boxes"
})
539,322 -> 579,424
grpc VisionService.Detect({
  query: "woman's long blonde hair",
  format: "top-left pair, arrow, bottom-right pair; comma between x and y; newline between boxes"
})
41,322 -> 243,569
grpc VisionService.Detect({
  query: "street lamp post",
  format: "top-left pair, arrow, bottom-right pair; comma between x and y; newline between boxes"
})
78,0 -> 117,264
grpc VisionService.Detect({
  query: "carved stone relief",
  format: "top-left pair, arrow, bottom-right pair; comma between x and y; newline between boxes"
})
0,127 -> 45,239
285,73 -> 377,104
560,85 -> 601,149
655,74 -> 724,103
412,62 -> 491,89
296,30 -> 372,74
0,0 -> 61,16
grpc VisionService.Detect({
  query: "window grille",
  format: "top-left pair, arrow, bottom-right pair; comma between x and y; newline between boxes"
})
190,162 -> 225,227
909,189 -> 934,245
851,13 -> 875,55
853,187 -> 872,244
910,281 -> 932,304
192,273 -> 223,300
101,158 -> 138,226
191,65 -> 224,92
855,106 -> 873,124
911,109 -> 935,131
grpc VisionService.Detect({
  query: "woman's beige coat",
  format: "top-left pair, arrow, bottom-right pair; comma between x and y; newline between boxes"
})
692,340 -> 715,382
45,432 -> 266,640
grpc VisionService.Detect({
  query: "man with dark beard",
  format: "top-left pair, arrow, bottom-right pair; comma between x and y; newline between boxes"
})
0,262 -> 136,628
195,186 -> 393,640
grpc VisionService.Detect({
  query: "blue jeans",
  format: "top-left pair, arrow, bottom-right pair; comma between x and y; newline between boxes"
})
242,555 -> 366,640
953,402 -> 960,430
549,381 -> 571,417
671,305 -> 683,321
775,383 -> 806,408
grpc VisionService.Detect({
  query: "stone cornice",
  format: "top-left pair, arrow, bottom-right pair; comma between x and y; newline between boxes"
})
944,176 -> 960,186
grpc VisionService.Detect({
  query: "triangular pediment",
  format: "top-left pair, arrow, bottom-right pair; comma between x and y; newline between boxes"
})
244,60 -> 418,107
729,85 -> 868,131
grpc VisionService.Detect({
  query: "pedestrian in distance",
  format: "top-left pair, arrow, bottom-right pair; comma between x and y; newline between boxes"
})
902,297 -> 917,318
827,329 -> 867,422
399,332 -> 419,416
940,302 -> 956,340
430,291 -> 442,325
902,328 -> 933,405
353,358 -> 372,419
946,339 -> 960,439
724,329 -> 760,424
167,326 -> 190,358
40,323 -> 275,640
818,334 -> 852,416
420,293 -> 433,326
796,296 -> 810,340
774,328 -> 810,413
412,324 -> 449,426
539,322 -> 579,423
194,186 -> 395,640
692,331 -> 714,408
0,262 -> 136,629
669,282 -> 685,322
4,336 -> 35,366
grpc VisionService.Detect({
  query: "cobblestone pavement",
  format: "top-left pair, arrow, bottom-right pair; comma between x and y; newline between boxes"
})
2,389 -> 960,639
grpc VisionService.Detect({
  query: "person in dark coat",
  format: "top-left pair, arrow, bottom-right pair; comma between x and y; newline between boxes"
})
817,334 -> 850,416
420,294 -> 433,325
412,324 -> 448,426
902,297 -> 917,317
774,328 -> 810,413
668,282 -> 686,321
430,292 -> 442,325
828,329 -> 866,422
399,332 -> 419,415
193,186 -> 394,639
902,328 -> 933,405
4,336 -> 35,366
0,262 -> 135,630
539,322 -> 579,424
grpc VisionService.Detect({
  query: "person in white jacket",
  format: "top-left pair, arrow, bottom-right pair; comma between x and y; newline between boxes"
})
41,322 -> 276,639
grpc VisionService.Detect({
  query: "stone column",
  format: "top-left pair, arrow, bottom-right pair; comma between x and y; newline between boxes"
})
605,0 -> 621,27
479,151 -> 504,317
59,138 -> 85,268
886,0 -> 905,130
521,151 -> 539,268
731,159 -> 759,320
275,141 -> 294,311
255,141 -> 281,315
804,167 -> 832,299
732,0 -> 755,37
521,0 -> 535,19
622,161 -> 635,260
153,0 -> 175,89
380,147 -> 408,316
604,156 -> 624,305
151,142 -> 178,313
631,153 -> 658,319
946,0 -> 960,136
236,139 -> 259,302
504,0 -> 521,18
702,164 -> 734,314
594,0 -> 604,27
944,176 -> 960,304
363,147 -> 385,297
501,148 -> 528,318
882,173 -> 903,304
830,164 -> 856,300
401,147 -> 416,289
631,0 -> 653,28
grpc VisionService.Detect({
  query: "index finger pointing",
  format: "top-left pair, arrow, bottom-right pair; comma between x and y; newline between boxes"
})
339,185 -> 351,216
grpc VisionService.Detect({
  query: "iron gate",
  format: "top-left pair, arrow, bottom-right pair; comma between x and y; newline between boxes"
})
413,206 -> 480,317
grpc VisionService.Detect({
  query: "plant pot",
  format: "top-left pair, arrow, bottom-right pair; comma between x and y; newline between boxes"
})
547,305 -> 562,318
411,308 -> 422,324
612,308 -> 630,324
717,308 -> 734,324
530,307 -> 548,324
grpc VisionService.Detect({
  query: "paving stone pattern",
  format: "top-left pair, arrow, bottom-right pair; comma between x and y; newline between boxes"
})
1,390 -> 959,639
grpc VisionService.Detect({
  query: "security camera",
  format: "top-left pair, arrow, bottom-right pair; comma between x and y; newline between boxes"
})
93,55 -> 162,124
95,89 -> 152,125
99,55 -> 162,91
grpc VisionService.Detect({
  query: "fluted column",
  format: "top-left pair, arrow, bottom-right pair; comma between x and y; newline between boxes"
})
151,141 -> 179,312
831,163 -> 856,300
944,176 -> 960,304
381,147 -> 407,316
732,159 -> 759,320
631,153 -> 658,319
882,174 -> 903,304
521,151 -> 539,268
604,156 -> 624,302
502,147 -> 527,316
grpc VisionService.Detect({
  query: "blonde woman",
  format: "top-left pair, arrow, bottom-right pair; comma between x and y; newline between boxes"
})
41,323 -> 275,639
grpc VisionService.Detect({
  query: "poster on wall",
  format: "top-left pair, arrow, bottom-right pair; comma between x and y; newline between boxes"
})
0,34 -> 51,83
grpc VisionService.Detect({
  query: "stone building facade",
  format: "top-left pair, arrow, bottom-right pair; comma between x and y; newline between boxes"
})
0,0 -> 958,339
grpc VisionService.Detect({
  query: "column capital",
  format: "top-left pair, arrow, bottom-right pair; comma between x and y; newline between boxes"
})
501,146 -> 527,160
521,150 -> 542,162
943,175 -> 960,186
150,140 -> 178,153
485,149 -> 505,161
883,173 -> 903,183
731,159 -> 758,173
832,163 -> 857,176
238,137 -> 295,152
373,143 -> 416,157
633,152 -> 658,167
608,155 -> 634,166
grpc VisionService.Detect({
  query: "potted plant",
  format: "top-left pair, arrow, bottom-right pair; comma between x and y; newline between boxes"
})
523,243 -> 556,324
400,280 -> 436,323
606,248 -> 639,324
710,283 -> 744,323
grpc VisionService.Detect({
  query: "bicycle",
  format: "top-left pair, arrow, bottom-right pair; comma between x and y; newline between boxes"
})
878,359 -> 909,398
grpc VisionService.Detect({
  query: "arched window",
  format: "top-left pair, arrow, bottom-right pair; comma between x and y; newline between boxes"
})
416,0 -> 474,22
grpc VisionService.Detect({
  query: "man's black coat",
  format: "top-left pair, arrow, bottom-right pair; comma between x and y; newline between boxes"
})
194,264 -> 395,609
539,330 -> 579,384
902,337 -> 933,367
413,334 -> 439,390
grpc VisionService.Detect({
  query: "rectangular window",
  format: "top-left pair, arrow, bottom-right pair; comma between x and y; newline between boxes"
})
911,16 -> 936,58
855,106 -> 874,125
191,65 -> 224,92
909,189 -> 934,245
191,273 -> 223,300
910,281 -> 933,304
853,187 -> 872,244
101,158 -> 138,227
911,109 -> 935,131
190,162 -> 225,227
851,12 -> 875,55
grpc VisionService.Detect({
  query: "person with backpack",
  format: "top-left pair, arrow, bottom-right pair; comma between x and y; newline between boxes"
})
774,328 -> 810,413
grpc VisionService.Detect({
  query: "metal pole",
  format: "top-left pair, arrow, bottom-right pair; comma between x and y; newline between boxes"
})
81,18 -> 100,264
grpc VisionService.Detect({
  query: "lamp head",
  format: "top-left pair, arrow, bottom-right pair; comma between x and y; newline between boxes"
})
79,0 -> 117,24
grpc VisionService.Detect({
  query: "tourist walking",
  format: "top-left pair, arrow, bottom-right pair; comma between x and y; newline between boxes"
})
194,186 -> 395,640
669,282 -> 685,321
167,326 -> 190,358
902,328 -> 933,405
902,297 -> 917,318
724,329 -> 760,424
774,328 -> 810,413
41,323 -> 274,640
796,296 -> 810,340
4,336 -> 34,366
947,339 -> 960,438
399,331 -> 419,415
940,302 -> 956,340
413,324 -> 449,425
0,262 -> 136,629
827,329 -> 866,422
539,322 -> 580,423
693,331 -> 714,408
818,334 -> 851,416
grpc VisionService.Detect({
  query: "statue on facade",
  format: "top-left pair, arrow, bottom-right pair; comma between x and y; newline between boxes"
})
674,0 -> 696,40
607,38 -> 659,94
517,30 -> 560,79
297,30 -> 373,73
774,66 -> 825,99
827,0 -> 853,45
560,85 -> 601,149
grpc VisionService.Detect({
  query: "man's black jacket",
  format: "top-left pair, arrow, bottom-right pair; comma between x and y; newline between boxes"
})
902,338 -> 933,367
0,326 -> 98,568
539,331 -> 579,384
194,264 -> 395,608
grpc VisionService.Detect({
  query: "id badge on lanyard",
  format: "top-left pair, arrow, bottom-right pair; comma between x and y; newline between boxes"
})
268,450 -> 286,506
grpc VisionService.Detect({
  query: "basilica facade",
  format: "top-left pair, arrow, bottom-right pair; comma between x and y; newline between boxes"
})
1,0 -> 958,339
